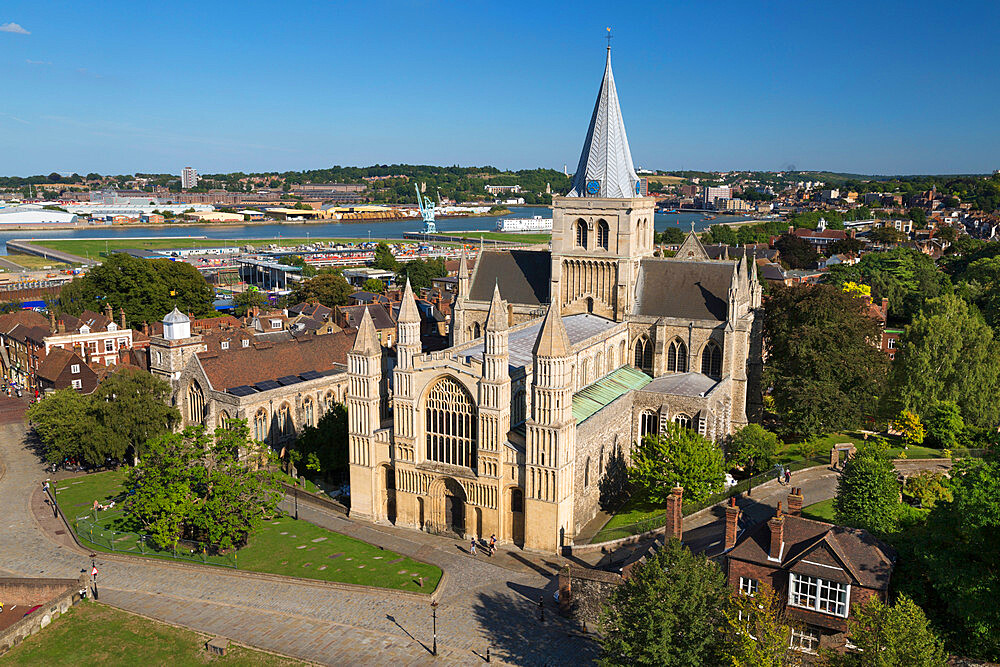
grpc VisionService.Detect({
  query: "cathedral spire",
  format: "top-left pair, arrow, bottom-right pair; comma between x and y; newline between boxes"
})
533,299 -> 570,358
398,278 -> 420,324
567,44 -> 641,199
351,306 -> 380,355
485,282 -> 507,332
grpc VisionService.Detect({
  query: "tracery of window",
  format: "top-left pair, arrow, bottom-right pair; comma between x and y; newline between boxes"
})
425,376 -> 477,469
667,339 -> 688,373
674,413 -> 692,430
640,410 -> 658,438
634,337 -> 653,373
187,383 -> 205,423
597,220 -> 609,250
701,340 -> 722,378
576,219 -> 588,248
303,398 -> 315,428
254,409 -> 268,442
276,403 -> 293,437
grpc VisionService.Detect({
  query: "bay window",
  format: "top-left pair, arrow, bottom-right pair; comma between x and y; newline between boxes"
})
788,572 -> 849,617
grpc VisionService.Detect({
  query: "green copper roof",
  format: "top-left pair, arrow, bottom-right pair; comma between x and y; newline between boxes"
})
572,366 -> 652,424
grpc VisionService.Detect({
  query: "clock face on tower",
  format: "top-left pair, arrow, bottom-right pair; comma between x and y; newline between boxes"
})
587,180 -> 600,195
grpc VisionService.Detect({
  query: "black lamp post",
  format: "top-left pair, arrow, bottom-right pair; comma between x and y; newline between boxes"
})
89,553 -> 98,600
430,600 -> 438,656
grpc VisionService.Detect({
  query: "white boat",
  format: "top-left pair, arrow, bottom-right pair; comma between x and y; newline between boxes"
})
495,215 -> 552,232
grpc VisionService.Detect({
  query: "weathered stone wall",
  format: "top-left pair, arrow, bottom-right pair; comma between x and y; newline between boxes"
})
573,392 -> 634,535
0,576 -> 86,655
557,566 -> 622,629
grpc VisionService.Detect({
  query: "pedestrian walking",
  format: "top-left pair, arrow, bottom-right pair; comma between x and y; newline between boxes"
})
489,534 -> 496,556
784,468 -> 791,485
470,538 -> 477,556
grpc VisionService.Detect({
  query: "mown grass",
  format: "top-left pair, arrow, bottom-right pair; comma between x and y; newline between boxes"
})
55,470 -> 441,592
4,253 -> 75,270
2,601 -> 303,666
443,231 -> 551,244
801,498 -> 836,522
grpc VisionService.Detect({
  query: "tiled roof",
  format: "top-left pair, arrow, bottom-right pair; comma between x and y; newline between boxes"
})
339,304 -> 395,331
572,366 -> 651,423
197,330 -> 355,392
469,250 -> 550,306
634,258 -> 732,321
0,310 -> 48,335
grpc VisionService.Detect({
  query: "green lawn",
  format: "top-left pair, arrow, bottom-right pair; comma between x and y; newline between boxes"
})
4,253 -> 75,270
55,471 -> 441,593
1,601 -> 302,666
443,231 -> 551,244
801,498 -> 836,522
274,470 -> 319,494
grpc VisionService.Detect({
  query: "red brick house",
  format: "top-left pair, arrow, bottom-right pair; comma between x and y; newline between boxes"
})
723,493 -> 896,656
36,347 -> 99,394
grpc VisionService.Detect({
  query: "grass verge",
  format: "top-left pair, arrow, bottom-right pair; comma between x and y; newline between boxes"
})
801,498 -> 836,522
1,600 -> 303,666
442,231 -> 551,244
55,470 -> 441,593
4,253 -> 75,270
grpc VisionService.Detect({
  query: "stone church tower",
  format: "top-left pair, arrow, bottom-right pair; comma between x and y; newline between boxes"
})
549,46 -> 657,321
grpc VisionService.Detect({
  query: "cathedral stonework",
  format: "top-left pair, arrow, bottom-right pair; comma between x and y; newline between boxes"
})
347,47 -> 763,553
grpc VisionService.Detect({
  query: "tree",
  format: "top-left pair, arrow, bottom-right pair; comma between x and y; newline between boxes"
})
726,424 -> 778,475
371,242 -> 398,271
833,439 -> 899,535
91,368 -> 179,462
723,585 -> 800,667
901,471 -> 952,509
823,595 -> 946,667
826,237 -> 864,257
841,281 -> 871,299
124,422 -> 281,551
288,271 -> 353,308
774,234 -> 819,269
233,288 -> 268,317
628,425 -> 725,505
888,293 -> 1000,428
600,539 -> 728,666
868,227 -> 906,245
362,278 -> 386,293
396,257 -> 447,290
825,248 -> 945,324
890,410 -> 924,448
923,401 -> 963,449
59,252 -> 214,325
27,389 -> 106,465
293,403 -> 348,479
909,207 -> 928,228
763,285 -> 889,437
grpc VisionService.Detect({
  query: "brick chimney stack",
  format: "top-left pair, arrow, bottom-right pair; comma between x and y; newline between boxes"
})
768,502 -> 785,561
119,307 -> 127,330
48,310 -> 56,334
724,496 -> 740,551
104,302 -> 113,320
787,487 -> 803,516
664,486 -> 684,542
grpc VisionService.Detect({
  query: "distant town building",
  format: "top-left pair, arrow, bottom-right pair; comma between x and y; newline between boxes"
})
701,185 -> 732,207
181,167 -> 199,190
484,184 -> 522,196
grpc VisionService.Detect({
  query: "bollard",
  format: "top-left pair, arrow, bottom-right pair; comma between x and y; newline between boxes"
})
486,645 -> 491,663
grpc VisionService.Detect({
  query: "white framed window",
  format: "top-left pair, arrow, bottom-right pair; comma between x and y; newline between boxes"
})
270,319 -> 282,329
221,341 -> 229,350
788,573 -> 849,617
887,338 -> 896,349
789,626 -> 821,654
70,364 -> 80,374
105,339 -> 113,352
241,339 -> 250,348
71,379 -> 82,389
739,577 -> 758,596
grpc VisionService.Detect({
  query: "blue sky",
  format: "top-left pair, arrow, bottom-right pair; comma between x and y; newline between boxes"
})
1,1 -> 998,176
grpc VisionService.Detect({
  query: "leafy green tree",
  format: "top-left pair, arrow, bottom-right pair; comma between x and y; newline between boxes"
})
901,471 -> 952,509
27,389 -> 107,465
293,403 -> 348,479
362,278 -> 386,293
59,252 -> 214,325
233,288 -> 268,317
888,293 -> 1000,428
628,425 -> 725,505
891,410 -> 925,448
825,248 -> 945,324
600,539 -> 728,666
909,207 -> 928,228
124,422 -> 281,551
371,242 -> 398,271
726,424 -> 778,475
826,237 -> 864,256
923,401 -> 963,448
91,368 -> 179,462
396,257 -> 446,290
774,233 -> 819,269
655,227 -> 686,245
723,585 -> 800,667
763,285 -> 889,437
833,438 -> 899,535
823,595 -> 946,667
288,271 -> 353,307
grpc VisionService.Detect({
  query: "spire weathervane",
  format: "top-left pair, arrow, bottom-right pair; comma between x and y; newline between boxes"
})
606,27 -> 612,50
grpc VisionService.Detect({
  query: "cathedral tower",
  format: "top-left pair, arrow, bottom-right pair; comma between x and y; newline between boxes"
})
478,284 -> 511,475
347,307 -> 383,522
393,280 -> 421,464
550,46 -> 656,321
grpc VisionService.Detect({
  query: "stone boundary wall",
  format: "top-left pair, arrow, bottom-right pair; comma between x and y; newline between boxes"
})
280,482 -> 349,516
0,576 -> 88,655
557,565 -> 622,629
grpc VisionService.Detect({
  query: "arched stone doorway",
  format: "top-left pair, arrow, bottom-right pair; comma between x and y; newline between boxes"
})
378,464 -> 396,524
429,477 -> 467,537
507,487 -> 525,547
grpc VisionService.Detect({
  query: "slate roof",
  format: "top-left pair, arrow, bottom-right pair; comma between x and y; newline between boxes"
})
634,258 -> 731,321
642,372 -> 720,397
469,250 -> 550,305
572,366 -> 651,423
728,514 -> 896,591
197,330 -> 355,393
36,346 -> 98,393
462,313 -> 618,371
339,303 -> 396,331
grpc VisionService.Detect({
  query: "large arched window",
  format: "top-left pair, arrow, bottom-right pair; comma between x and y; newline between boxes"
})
674,413 -> 693,430
701,340 -> 723,379
576,219 -> 588,248
276,403 -> 293,438
512,388 -> 527,426
473,322 -> 481,339
187,382 -> 205,423
640,410 -> 658,438
303,397 -> 315,428
667,339 -> 688,373
253,409 -> 268,443
634,337 -> 653,374
425,376 -> 477,469
597,219 -> 609,250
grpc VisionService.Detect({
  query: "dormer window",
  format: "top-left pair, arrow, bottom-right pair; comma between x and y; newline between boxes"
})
80,325 -> 90,334
242,339 -> 250,348
270,319 -> 282,329
221,341 -> 229,350
108,323 -> 117,331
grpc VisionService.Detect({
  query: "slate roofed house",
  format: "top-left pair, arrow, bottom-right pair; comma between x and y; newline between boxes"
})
724,491 -> 896,656
336,303 -> 396,347
287,301 -> 334,321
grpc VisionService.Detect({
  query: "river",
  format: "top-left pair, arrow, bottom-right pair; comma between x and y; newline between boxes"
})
0,206 -> 756,255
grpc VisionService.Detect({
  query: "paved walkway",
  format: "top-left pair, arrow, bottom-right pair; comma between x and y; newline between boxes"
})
0,421 -> 597,666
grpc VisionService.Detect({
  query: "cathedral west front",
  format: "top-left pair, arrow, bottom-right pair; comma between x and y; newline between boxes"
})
347,46 -> 763,553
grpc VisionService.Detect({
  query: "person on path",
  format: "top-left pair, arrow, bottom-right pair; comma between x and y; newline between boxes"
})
489,534 -> 497,556
784,468 -> 791,485
470,538 -> 477,556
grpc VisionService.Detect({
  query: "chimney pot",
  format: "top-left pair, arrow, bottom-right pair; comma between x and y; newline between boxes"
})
724,496 -> 740,551
664,486 -> 684,543
768,504 -> 785,560
788,487 -> 804,516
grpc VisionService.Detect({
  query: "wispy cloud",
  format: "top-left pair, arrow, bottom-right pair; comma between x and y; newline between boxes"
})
0,113 -> 30,125
25,59 -> 51,65
0,22 -> 30,35
76,67 -> 103,79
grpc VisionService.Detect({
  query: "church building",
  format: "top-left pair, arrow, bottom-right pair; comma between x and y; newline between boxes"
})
348,46 -> 763,552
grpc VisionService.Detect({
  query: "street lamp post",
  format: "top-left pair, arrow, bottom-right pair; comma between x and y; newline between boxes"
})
90,553 -> 99,600
430,600 -> 438,656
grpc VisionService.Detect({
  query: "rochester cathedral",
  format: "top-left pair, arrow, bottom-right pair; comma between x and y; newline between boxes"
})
348,47 -> 763,552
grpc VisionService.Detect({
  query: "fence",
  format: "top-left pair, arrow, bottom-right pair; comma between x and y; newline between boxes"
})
73,511 -> 237,568
587,455 -> 830,544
